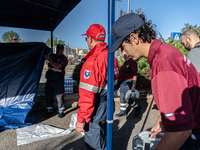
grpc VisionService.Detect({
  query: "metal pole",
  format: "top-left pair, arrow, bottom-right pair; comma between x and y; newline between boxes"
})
117,1 -> 118,19
116,0 -> 122,19
51,30 -> 53,51
107,0 -> 115,150
127,0 -> 130,13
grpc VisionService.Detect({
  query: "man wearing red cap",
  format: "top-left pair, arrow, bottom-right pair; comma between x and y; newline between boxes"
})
76,24 -> 120,150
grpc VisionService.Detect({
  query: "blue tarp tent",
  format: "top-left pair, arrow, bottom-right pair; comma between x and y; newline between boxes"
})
0,43 -> 50,130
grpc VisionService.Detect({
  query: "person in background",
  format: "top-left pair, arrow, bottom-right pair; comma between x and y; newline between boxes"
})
11,36 -> 18,43
115,48 -> 142,118
43,44 -> 68,118
181,29 -> 200,75
76,24 -> 120,150
109,13 -> 200,150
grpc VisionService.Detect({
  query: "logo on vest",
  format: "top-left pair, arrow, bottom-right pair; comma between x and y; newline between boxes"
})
84,70 -> 91,79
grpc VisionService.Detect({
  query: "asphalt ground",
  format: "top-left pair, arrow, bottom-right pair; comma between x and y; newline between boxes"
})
0,93 -> 160,150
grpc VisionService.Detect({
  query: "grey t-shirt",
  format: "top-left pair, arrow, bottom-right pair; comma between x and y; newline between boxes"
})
187,42 -> 200,75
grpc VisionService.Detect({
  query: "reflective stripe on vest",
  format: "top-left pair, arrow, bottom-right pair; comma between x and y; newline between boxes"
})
79,79 -> 118,93
79,82 -> 99,93
48,67 -> 62,72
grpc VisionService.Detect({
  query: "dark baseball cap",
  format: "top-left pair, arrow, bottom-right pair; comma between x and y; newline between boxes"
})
57,44 -> 64,50
108,13 -> 144,53
82,24 -> 106,41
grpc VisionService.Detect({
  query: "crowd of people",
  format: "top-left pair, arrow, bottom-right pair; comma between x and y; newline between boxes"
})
28,13 -> 200,150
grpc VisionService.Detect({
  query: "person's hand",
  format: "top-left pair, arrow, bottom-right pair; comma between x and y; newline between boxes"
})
43,55 -> 50,61
131,87 -> 135,92
76,121 -> 85,132
150,118 -> 164,138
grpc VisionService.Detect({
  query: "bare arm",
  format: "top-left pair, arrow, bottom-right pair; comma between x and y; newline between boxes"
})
131,75 -> 137,92
43,55 -> 62,69
151,116 -> 191,149
155,130 -> 191,150
151,116 -> 164,138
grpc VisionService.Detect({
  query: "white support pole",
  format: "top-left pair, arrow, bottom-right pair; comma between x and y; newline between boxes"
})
127,0 -> 130,14
116,0 -> 122,19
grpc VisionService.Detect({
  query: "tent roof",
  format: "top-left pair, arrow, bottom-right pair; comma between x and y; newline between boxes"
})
0,0 -> 81,31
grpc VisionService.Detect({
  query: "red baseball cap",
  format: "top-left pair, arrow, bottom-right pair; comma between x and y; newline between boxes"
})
82,24 -> 106,41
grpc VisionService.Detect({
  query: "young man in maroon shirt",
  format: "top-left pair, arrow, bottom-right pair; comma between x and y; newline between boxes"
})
109,13 -> 200,150
115,49 -> 142,117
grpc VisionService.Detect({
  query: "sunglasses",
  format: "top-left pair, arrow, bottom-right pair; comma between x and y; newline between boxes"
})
12,39 -> 17,40
85,37 -> 87,42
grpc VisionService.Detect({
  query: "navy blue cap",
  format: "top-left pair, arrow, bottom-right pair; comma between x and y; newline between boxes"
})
109,13 -> 144,53
57,44 -> 64,50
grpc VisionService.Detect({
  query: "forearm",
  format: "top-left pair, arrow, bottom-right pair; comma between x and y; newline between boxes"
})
47,59 -> 62,69
150,115 -> 164,138
155,130 -> 191,150
132,75 -> 137,87
130,76 -> 137,91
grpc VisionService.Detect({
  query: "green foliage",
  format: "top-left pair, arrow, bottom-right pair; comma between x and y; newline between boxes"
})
118,57 -> 125,67
72,61 -> 85,87
159,32 -> 188,56
181,23 -> 197,33
46,36 -> 66,48
180,23 -> 200,37
135,57 -> 151,92
137,57 -> 150,75
73,81 -> 79,93
2,30 -> 20,43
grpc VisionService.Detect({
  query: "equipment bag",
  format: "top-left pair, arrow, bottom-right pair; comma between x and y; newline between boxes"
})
132,131 -> 164,150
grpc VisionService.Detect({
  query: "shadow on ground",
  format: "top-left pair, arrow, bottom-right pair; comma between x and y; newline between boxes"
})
112,94 -> 149,150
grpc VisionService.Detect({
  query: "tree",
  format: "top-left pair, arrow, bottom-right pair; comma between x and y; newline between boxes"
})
181,23 -> 200,37
159,32 -> 188,56
181,23 -> 197,33
2,30 -> 20,43
119,8 -> 144,17
119,9 -> 126,17
46,36 -> 66,48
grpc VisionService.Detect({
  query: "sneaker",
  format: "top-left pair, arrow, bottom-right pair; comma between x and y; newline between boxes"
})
115,113 -> 126,117
58,113 -> 64,118
134,105 -> 142,117
44,111 -> 54,118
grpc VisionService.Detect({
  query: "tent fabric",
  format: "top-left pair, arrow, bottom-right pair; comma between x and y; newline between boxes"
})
16,113 -> 80,145
0,0 -> 81,31
0,42 -> 50,130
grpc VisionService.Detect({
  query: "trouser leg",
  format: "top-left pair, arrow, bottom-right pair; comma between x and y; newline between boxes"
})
120,92 -> 126,114
56,95 -> 65,113
84,101 -> 107,150
129,99 -> 138,108
46,96 -> 54,112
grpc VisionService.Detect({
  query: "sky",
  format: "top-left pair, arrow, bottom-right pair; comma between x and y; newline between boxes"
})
0,0 -> 200,49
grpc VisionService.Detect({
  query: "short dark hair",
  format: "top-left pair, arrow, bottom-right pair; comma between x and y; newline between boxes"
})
57,44 -> 64,50
124,14 -> 156,44
11,36 -> 18,40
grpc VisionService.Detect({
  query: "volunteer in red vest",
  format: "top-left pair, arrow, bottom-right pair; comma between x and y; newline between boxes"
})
76,24 -> 120,150
43,44 -> 68,118
109,13 -> 200,150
